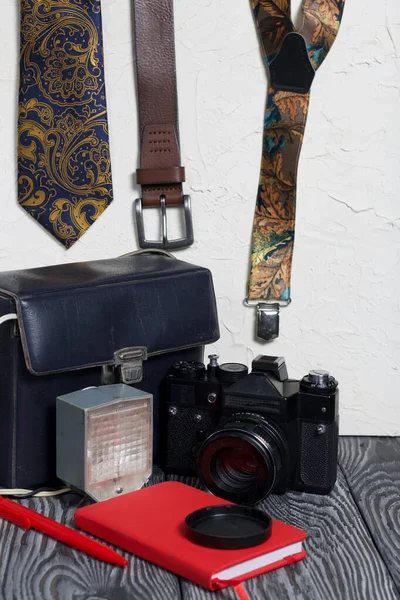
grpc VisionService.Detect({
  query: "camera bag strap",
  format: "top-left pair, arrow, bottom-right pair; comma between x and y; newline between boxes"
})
133,0 -> 193,250
247,0 -> 345,341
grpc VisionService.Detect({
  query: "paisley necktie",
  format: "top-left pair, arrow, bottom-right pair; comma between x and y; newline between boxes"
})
18,0 -> 113,248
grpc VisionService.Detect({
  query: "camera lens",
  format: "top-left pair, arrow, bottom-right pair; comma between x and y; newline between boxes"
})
198,414 -> 288,505
215,447 -> 262,490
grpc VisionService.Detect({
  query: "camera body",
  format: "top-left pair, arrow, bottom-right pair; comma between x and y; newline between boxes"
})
163,355 -> 339,503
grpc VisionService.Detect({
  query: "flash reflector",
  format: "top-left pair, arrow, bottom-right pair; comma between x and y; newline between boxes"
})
57,384 -> 153,502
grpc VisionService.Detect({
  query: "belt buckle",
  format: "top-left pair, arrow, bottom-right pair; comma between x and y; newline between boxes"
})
135,195 -> 194,250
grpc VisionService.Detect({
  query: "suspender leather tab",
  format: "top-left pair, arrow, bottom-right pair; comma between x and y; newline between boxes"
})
133,0 -> 193,249
270,33 -> 315,94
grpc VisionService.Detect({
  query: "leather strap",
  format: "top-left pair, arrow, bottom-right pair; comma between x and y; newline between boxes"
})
133,0 -> 185,208
248,0 -> 346,307
136,166 -> 185,186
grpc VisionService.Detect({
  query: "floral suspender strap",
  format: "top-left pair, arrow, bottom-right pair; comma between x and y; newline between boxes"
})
246,0 -> 346,341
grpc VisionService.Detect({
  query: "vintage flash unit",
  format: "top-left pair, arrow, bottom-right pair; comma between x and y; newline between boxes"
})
56,384 -> 153,502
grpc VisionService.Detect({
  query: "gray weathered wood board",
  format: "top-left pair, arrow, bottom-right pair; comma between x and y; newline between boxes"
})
339,436 -> 400,592
0,438 -> 399,600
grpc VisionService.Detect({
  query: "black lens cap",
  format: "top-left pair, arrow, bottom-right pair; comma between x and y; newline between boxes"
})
185,504 -> 272,550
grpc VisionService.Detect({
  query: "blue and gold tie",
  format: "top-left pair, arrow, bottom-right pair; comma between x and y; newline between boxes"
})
18,0 -> 113,248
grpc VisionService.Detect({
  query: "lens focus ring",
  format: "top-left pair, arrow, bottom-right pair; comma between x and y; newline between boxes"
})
197,413 -> 289,505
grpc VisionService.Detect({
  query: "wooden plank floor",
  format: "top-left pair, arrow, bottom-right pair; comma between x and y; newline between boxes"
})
0,437 -> 399,600
339,437 -> 400,592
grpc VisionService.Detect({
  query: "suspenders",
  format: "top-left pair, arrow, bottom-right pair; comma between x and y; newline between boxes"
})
246,0 -> 346,340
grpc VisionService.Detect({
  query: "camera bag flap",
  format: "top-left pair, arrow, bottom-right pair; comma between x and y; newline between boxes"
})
0,252 -> 218,375
0,251 -> 219,488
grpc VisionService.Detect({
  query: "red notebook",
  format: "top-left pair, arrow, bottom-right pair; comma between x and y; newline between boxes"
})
75,482 -> 306,591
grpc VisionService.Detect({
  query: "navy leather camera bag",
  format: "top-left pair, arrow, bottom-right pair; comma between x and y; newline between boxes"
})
0,251 -> 219,489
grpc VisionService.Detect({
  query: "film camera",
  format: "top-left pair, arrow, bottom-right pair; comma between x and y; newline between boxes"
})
163,355 -> 339,504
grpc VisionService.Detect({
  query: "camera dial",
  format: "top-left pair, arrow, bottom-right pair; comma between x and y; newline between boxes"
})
208,354 -> 219,368
301,369 -> 338,394
217,363 -> 248,384
170,361 -> 206,380
207,354 -> 219,377
308,370 -> 330,386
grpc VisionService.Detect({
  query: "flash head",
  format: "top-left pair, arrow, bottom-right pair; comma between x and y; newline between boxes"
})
57,384 -> 153,502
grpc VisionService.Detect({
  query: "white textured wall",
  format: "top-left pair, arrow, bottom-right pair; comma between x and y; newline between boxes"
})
0,0 -> 399,434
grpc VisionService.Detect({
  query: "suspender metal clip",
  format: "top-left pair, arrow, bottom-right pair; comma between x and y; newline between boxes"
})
256,303 -> 280,342
245,299 -> 291,342
135,195 -> 194,250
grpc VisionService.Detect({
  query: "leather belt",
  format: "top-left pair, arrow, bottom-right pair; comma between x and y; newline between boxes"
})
247,0 -> 346,341
133,0 -> 193,249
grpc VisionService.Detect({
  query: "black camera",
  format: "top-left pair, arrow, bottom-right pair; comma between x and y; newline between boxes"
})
163,354 -> 339,504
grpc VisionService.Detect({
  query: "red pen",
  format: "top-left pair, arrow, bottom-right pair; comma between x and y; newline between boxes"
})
0,496 -> 128,567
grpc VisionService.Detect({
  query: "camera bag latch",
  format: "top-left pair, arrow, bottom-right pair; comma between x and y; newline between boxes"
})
102,347 -> 148,386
